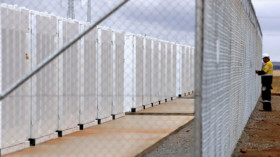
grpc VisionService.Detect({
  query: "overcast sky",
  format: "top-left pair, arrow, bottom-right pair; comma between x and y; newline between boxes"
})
252,0 -> 280,62
0,0 -> 275,60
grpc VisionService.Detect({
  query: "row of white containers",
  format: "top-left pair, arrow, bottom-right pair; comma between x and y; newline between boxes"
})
0,4 -> 194,155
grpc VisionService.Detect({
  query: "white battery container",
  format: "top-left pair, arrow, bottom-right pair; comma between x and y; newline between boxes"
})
30,11 -> 58,144
57,19 -> 80,133
0,5 -> 31,155
79,24 -> 98,127
112,30 -> 125,116
97,28 -> 113,120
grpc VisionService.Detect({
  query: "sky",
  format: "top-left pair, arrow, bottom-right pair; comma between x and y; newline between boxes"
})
251,0 -> 280,62
0,0 -> 274,60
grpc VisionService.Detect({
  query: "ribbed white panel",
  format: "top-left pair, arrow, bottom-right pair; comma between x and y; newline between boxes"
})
0,6 -> 30,149
171,44 -> 177,97
135,35 -> 144,108
182,46 -> 188,94
30,12 -> 58,139
79,25 -> 97,124
176,45 -> 182,96
58,19 -> 79,131
112,30 -> 124,115
190,47 -> 194,92
151,40 -> 159,103
159,42 -> 167,101
143,38 -> 152,105
123,34 -> 135,111
166,43 -> 172,99
97,28 -> 113,119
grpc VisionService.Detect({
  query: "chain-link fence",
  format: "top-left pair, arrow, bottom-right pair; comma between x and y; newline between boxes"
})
0,0 -> 195,156
195,0 -> 262,156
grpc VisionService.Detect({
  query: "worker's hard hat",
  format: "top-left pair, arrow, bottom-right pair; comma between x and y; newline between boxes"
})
262,53 -> 270,59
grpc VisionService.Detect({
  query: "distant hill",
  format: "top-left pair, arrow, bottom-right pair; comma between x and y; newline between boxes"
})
273,62 -> 280,70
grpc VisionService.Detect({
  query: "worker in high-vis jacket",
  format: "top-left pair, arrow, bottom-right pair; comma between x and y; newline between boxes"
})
255,53 -> 273,111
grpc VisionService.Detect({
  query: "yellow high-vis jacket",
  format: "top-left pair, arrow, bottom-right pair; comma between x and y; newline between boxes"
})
257,61 -> 273,87
262,61 -> 273,75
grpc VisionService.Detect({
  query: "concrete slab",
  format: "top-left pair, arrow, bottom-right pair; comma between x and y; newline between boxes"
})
5,115 -> 194,157
127,99 -> 194,115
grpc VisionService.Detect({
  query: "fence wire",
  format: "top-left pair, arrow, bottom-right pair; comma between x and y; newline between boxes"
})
0,0 -> 195,156
195,0 -> 262,157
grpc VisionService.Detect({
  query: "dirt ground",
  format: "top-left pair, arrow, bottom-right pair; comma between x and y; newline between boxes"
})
232,95 -> 280,157
272,70 -> 280,95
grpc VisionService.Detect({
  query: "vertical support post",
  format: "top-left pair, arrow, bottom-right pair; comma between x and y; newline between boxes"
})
194,0 -> 204,157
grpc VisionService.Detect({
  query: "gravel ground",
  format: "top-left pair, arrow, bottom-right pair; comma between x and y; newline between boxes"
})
232,95 -> 280,157
144,120 -> 194,157
144,96 -> 280,157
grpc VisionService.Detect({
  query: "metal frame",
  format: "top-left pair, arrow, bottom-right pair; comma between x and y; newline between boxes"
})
194,0 -> 204,157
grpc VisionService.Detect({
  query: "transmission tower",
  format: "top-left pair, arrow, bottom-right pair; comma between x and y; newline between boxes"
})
67,0 -> 75,19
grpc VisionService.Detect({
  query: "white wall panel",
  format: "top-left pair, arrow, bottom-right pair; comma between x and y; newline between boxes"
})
97,28 -> 113,119
182,46 -> 191,94
30,13 -> 58,139
159,42 -> 167,101
123,34 -> 135,111
135,36 -> 144,108
190,47 -> 194,92
0,6 -> 31,149
176,45 -> 182,96
58,19 -> 79,131
171,44 -> 177,97
143,38 -> 152,105
79,25 -> 97,124
166,43 -> 172,99
151,40 -> 159,103
112,31 -> 124,115
182,46 -> 186,94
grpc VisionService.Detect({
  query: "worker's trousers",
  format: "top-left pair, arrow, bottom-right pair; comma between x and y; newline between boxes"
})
262,85 -> 272,111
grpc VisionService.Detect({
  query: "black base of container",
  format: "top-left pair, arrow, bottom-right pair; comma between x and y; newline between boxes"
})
131,108 -> 136,112
29,138 -> 36,146
112,115 -> 116,120
78,124 -> 84,130
56,130 -> 63,137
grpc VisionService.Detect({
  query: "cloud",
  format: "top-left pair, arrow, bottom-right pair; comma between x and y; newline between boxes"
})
252,0 -> 280,61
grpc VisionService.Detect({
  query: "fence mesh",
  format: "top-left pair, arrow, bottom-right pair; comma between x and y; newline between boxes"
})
195,0 -> 262,156
0,0 -> 195,156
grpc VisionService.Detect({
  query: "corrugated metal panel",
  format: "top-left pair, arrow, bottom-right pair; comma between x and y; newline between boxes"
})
97,28 -> 113,119
79,25 -> 97,124
151,40 -> 159,103
143,38 -> 152,105
30,13 -> 58,139
112,31 -> 124,115
58,19 -> 79,131
0,7 -> 31,148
